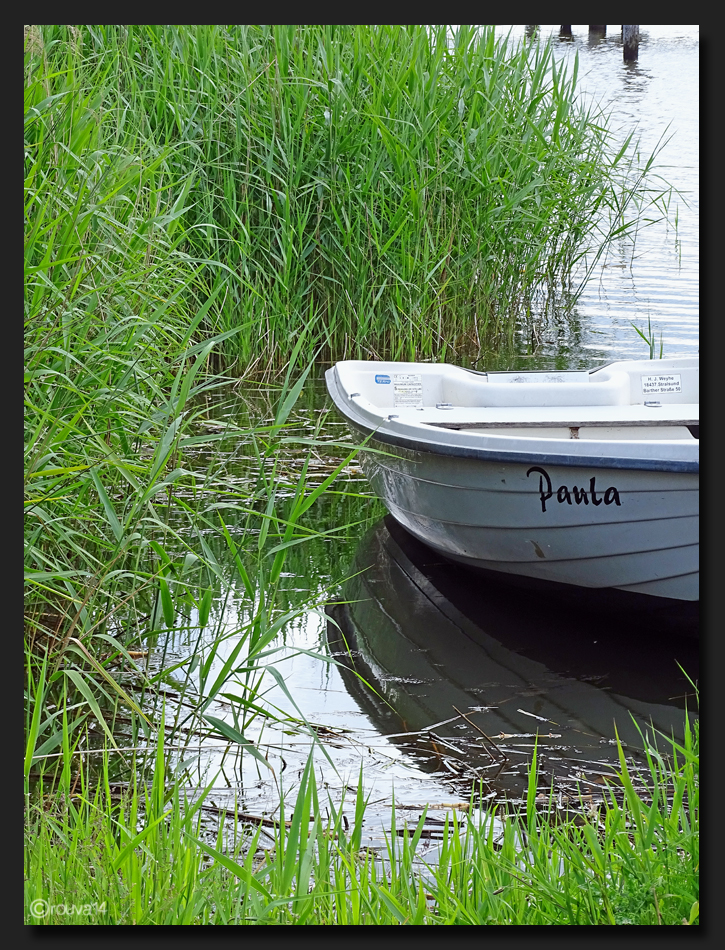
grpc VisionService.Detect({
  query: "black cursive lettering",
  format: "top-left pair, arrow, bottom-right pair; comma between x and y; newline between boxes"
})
589,476 -> 603,506
604,486 -> 622,506
526,466 -> 552,512
527,466 -> 622,512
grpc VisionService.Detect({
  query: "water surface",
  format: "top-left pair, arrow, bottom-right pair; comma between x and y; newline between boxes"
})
142,26 -> 699,848
485,25 -> 699,368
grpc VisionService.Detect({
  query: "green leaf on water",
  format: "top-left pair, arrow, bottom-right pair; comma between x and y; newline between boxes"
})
202,715 -> 273,770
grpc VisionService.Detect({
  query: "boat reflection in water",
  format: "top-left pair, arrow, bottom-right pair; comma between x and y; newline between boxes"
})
326,517 -> 698,802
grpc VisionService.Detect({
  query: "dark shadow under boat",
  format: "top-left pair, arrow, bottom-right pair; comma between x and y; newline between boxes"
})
326,516 -> 698,802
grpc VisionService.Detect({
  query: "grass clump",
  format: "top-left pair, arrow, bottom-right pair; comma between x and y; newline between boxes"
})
26,25 -> 671,367
25,17 -> 362,762
25,714 -> 698,925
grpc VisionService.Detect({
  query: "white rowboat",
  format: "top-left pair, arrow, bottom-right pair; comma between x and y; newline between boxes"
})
325,356 -> 699,603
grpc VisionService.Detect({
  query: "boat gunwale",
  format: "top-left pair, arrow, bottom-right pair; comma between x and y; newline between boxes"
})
349,422 -> 700,474
426,419 -> 698,429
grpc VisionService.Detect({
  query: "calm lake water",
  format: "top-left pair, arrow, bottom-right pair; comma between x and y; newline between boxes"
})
496,24 -> 699,368
142,25 -> 699,849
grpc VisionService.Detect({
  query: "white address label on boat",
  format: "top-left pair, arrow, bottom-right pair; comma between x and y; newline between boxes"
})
393,373 -> 423,407
641,374 -> 682,395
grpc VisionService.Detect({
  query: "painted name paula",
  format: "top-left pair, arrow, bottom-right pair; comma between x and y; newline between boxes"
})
526,466 -> 622,513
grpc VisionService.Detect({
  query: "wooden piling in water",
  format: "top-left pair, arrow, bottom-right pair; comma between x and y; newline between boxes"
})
623,25 -> 640,61
559,26 -> 572,36
589,25 -> 606,35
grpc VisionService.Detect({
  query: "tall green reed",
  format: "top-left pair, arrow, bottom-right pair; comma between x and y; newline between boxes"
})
24,23 -> 360,769
27,25 -> 673,368
24,130 -> 342,788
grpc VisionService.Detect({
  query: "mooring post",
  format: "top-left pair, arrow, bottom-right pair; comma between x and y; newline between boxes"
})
622,25 -> 640,61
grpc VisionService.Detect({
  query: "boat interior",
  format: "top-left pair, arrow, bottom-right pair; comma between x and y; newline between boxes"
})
333,358 -> 699,441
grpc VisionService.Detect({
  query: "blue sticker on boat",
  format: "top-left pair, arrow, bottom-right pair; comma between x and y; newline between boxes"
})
375,375 -> 391,384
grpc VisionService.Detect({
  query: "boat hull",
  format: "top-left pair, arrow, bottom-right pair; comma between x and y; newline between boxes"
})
356,431 -> 698,600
